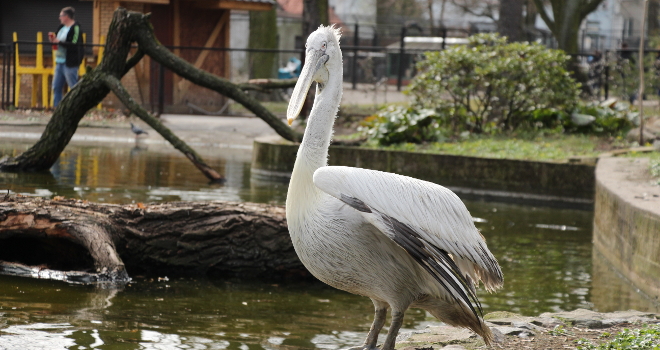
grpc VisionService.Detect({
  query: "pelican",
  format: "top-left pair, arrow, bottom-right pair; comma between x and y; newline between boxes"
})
285,26 -> 503,350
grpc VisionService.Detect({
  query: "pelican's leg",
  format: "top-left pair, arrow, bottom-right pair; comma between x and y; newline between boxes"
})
348,299 -> 388,350
380,309 -> 405,350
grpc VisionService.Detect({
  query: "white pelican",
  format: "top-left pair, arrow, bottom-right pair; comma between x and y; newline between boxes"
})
285,25 -> 503,350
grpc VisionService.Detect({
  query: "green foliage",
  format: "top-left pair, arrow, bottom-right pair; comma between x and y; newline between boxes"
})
576,325 -> 660,350
407,33 -> 580,133
605,51 -> 660,104
549,325 -> 572,336
358,105 -> 446,146
562,101 -> 635,135
651,157 -> 660,185
362,132 -> 603,161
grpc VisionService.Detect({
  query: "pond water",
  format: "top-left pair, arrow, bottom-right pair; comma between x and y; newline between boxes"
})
1,140 -> 658,350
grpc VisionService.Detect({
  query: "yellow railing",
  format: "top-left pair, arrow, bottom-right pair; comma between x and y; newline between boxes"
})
14,32 -> 105,108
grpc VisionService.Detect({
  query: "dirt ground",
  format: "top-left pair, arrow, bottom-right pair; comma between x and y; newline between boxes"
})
493,323 -> 650,350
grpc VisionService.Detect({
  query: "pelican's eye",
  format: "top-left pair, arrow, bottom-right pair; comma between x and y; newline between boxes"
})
321,42 -> 327,50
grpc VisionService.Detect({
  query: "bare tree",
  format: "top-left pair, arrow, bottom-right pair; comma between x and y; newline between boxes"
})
499,0 -> 525,41
303,0 -> 329,37
532,0 -> 605,54
448,0 -> 498,21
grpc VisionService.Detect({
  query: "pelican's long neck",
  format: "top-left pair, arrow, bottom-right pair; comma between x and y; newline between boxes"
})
287,59 -> 343,208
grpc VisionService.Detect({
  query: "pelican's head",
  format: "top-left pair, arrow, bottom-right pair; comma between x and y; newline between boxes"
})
287,25 -> 342,126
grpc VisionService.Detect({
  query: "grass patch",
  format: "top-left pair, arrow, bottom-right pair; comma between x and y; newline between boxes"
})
361,133 -> 618,161
575,324 -> 660,349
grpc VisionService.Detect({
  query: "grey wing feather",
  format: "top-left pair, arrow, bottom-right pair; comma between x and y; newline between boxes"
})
313,166 -> 503,292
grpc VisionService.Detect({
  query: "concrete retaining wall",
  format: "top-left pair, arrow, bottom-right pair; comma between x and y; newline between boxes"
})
252,136 -> 596,205
593,157 -> 660,301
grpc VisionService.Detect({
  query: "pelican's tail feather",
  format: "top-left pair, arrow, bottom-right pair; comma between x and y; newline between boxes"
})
413,296 -> 495,346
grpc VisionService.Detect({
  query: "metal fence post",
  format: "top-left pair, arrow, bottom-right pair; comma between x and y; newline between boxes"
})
158,62 -> 165,116
12,41 -> 17,108
441,27 -> 447,50
604,50 -> 610,100
397,26 -> 406,92
352,23 -> 359,90
1,45 -> 6,108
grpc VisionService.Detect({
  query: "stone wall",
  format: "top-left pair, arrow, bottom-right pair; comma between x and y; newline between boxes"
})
251,137 -> 596,205
593,157 -> 660,302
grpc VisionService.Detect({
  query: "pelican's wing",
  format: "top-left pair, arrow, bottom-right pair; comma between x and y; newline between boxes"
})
313,166 -> 503,314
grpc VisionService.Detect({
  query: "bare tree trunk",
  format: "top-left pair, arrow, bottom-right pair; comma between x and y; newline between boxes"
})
499,0 -> 525,42
639,0 -> 649,146
303,0 -> 329,38
300,0 -> 329,119
249,8 -> 278,79
0,196 -> 306,282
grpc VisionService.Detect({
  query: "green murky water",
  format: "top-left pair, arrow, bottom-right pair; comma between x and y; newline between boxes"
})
1,141 -> 658,349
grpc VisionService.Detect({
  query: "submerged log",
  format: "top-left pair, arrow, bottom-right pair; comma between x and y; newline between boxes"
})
0,196 -> 306,283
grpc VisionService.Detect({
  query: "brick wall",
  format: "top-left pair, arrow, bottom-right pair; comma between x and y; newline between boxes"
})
99,2 -> 146,110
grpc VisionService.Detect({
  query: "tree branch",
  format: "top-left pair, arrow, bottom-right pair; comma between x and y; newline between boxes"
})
102,74 -> 225,183
580,0 -> 605,19
449,0 -> 498,21
123,48 -> 145,76
132,21 -> 303,143
533,0 -> 556,32
238,78 -> 298,92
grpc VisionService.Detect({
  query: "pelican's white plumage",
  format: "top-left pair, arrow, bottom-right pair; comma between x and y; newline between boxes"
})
286,25 -> 503,350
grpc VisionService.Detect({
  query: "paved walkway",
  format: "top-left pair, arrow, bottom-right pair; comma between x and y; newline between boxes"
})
0,114 -> 278,151
1,82 -> 410,150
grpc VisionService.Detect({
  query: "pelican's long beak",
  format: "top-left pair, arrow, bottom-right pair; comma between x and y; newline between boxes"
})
287,50 -> 328,126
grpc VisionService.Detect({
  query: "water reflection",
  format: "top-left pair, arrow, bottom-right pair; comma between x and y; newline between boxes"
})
591,249 -> 660,313
0,276 -> 413,350
0,141 -> 281,205
467,201 -> 594,315
0,141 -> 657,349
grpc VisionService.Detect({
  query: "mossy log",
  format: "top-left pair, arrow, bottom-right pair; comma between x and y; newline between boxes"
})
0,195 -> 306,283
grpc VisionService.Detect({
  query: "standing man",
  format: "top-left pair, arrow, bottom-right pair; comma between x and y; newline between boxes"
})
49,6 -> 84,107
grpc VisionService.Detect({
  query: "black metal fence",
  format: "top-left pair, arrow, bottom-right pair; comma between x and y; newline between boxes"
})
4,37 -> 660,111
0,44 -> 13,109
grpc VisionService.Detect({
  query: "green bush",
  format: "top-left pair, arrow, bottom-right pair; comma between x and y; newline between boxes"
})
605,51 -> 660,103
359,106 -> 446,146
562,101 -> 635,135
407,33 -> 580,133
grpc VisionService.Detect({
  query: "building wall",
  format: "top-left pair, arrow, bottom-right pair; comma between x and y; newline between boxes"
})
95,1 -> 146,110
0,0 -> 93,47
230,11 -> 250,82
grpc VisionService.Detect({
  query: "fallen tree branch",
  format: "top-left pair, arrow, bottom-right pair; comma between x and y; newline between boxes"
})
131,19 -> 303,142
238,78 -> 298,92
103,74 -> 225,183
0,196 -> 307,282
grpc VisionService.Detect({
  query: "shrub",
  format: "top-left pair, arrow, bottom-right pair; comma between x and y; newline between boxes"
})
562,101 -> 635,135
407,33 -> 580,133
604,51 -> 660,104
359,106 -> 446,146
